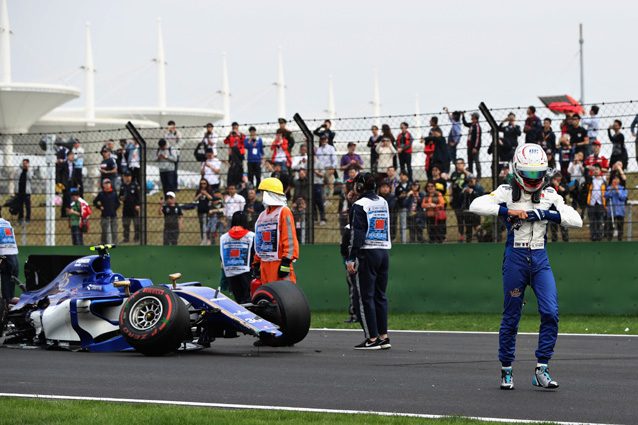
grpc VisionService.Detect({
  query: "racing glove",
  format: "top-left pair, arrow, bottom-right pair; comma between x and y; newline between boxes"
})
278,258 -> 292,279
526,209 -> 561,224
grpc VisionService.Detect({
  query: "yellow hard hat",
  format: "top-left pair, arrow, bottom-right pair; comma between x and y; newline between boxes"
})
258,177 -> 285,195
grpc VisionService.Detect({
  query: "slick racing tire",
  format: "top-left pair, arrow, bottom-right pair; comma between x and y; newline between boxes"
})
119,286 -> 189,356
251,280 -> 311,346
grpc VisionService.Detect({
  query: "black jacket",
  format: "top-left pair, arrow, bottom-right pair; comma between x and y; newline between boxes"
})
93,191 -> 120,217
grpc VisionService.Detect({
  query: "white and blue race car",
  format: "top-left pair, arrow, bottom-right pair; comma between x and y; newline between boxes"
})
0,245 -> 310,355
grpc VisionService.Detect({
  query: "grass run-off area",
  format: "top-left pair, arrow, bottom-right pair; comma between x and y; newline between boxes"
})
311,311 -> 638,335
0,398 -> 554,425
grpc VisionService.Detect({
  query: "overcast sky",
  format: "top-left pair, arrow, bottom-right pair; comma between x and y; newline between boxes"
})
8,0 -> 638,123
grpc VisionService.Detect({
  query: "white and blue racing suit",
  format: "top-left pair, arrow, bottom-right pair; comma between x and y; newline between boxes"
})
470,185 -> 582,366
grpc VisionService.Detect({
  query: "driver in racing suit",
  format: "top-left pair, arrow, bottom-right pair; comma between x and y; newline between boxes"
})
470,143 -> 582,390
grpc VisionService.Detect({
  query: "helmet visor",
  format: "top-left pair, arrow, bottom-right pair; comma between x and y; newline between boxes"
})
517,169 -> 547,180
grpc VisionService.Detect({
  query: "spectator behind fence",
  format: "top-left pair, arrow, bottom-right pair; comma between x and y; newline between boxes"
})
291,143 -> 308,177
99,147 -> 117,185
164,120 -> 183,191
567,151 -> 586,211
160,191 -> 183,246
394,171 -> 410,243
207,189 -> 225,243
292,197 -> 307,243
604,175 -> 627,241
61,151 -> 78,218
568,114 -> 590,157
405,181 -> 424,243
200,148 -> 221,193
396,122 -> 413,181
224,185 -> 246,232
195,179 -> 213,245
245,126 -> 264,187
549,172 -> 569,242
116,139 -> 128,175
66,188 -> 85,246
313,119 -> 336,146
494,112 -> 521,170
460,175 -> 484,243
424,127 -> 450,176
631,113 -> 638,160
125,138 -> 141,185
119,171 -> 141,244
196,123 -> 218,161
462,112 -> 482,179
243,188 -> 264,231
581,105 -> 600,142
608,161 -> 627,187
375,136 -> 397,184
558,134 -> 573,177
55,142 -> 68,186
271,129 -> 292,173
71,139 -> 84,194
430,165 -> 447,195
156,139 -> 177,194
312,157 -> 327,226
608,120 -> 628,169
541,118 -> 557,169
443,107 -> 462,164
428,116 -> 442,136
384,166 -> 399,193
586,164 -> 606,241
316,134 -> 337,197
93,179 -> 120,245
278,118 -> 296,151
422,181 -> 446,244
585,140 -> 609,175
449,158 -> 469,243
340,142 -> 363,180
523,106 -> 542,144
15,159 -> 32,224
367,125 -> 382,173
224,122 -> 246,184
293,168 -> 310,203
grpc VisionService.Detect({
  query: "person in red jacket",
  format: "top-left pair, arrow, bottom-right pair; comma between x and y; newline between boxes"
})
270,130 -> 292,172
224,122 -> 246,159
396,122 -> 413,181
584,140 -> 609,175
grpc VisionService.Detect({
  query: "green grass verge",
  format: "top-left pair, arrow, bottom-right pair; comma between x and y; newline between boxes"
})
311,311 -> 638,335
0,398 -> 552,425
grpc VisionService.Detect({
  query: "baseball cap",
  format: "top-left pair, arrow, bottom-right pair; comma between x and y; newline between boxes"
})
592,139 -> 602,146
166,191 -> 176,198
278,118 -> 287,124
102,178 -> 111,184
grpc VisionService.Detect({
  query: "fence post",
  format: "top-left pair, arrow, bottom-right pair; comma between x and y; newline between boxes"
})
293,113 -> 314,244
478,102 -> 499,242
125,122 -> 147,245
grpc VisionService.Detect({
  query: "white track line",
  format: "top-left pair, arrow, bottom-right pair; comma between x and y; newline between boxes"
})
0,393 -> 623,425
310,328 -> 638,338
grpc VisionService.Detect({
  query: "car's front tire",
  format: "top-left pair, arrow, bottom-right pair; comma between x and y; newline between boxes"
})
119,286 -> 189,355
251,280 -> 311,346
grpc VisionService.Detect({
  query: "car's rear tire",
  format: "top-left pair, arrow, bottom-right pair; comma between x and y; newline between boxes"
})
119,286 -> 189,355
251,280 -> 311,346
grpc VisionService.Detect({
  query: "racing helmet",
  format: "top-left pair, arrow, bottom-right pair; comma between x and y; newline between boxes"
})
512,143 -> 548,192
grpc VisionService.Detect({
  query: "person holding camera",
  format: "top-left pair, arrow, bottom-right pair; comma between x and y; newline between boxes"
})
346,172 -> 392,350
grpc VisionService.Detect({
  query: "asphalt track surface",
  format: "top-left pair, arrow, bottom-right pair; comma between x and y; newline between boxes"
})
1,330 -> 636,424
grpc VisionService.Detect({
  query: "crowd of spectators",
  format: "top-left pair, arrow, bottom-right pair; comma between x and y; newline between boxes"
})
6,103 -> 636,246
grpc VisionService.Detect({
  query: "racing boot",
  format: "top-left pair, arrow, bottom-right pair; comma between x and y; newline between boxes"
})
532,364 -> 559,389
500,366 -> 514,390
